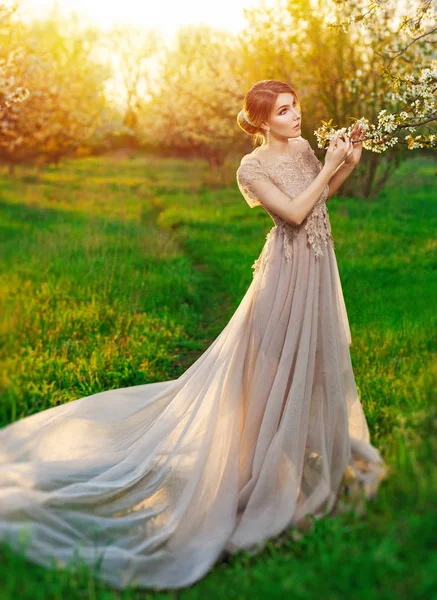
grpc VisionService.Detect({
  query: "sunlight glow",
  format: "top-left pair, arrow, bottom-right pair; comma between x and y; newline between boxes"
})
19,0 -> 275,40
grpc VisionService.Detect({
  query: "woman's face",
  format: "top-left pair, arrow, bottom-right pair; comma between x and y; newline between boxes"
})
263,92 -> 301,139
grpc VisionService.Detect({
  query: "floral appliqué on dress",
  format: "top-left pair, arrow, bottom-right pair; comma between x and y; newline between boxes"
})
236,142 -> 334,276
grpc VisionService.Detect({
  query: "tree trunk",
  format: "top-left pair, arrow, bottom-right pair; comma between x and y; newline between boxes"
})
364,152 -> 379,198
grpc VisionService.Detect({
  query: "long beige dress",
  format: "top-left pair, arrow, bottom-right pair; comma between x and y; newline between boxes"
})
0,138 -> 387,590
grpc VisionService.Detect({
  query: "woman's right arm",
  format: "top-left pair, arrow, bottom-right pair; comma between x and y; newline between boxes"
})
250,136 -> 351,226
250,165 -> 335,226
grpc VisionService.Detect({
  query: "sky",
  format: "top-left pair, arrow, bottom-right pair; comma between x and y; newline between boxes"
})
18,0 -> 276,40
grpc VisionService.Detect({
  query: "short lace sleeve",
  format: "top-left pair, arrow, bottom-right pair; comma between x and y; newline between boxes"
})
236,158 -> 271,208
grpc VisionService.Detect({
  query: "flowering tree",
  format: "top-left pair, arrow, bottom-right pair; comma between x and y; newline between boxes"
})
0,5 -> 111,171
0,2 -> 30,157
138,25 -> 244,167
101,24 -> 161,138
315,0 -> 437,152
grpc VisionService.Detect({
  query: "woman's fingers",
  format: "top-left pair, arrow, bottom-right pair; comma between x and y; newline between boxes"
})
335,134 -> 347,154
330,124 -> 364,153
350,124 -> 359,140
335,132 -> 353,159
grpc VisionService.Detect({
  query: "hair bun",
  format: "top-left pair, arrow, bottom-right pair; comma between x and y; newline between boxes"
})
237,108 -> 257,135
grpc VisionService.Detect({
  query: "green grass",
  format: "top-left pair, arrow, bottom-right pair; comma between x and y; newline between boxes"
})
0,152 -> 436,599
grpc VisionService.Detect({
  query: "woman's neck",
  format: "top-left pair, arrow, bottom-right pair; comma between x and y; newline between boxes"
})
257,137 -> 304,158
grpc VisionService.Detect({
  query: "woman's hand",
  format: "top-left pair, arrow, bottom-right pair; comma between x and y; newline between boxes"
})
344,122 -> 365,166
324,133 -> 353,173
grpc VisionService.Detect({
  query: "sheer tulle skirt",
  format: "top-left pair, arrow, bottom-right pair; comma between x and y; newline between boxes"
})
0,227 -> 387,590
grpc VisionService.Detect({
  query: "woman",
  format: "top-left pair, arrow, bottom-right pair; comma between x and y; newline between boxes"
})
0,79 -> 387,591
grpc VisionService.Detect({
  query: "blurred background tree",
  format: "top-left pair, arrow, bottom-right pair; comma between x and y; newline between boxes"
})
137,25 -> 244,168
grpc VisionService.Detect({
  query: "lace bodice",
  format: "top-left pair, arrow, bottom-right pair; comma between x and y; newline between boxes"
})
236,139 -> 333,266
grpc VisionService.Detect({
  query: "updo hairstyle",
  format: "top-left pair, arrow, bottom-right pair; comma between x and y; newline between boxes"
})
237,79 -> 300,147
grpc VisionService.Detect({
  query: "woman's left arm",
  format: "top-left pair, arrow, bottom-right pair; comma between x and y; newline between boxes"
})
325,122 -> 365,201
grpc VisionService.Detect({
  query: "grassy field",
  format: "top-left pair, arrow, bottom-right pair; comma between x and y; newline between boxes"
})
0,151 -> 436,599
